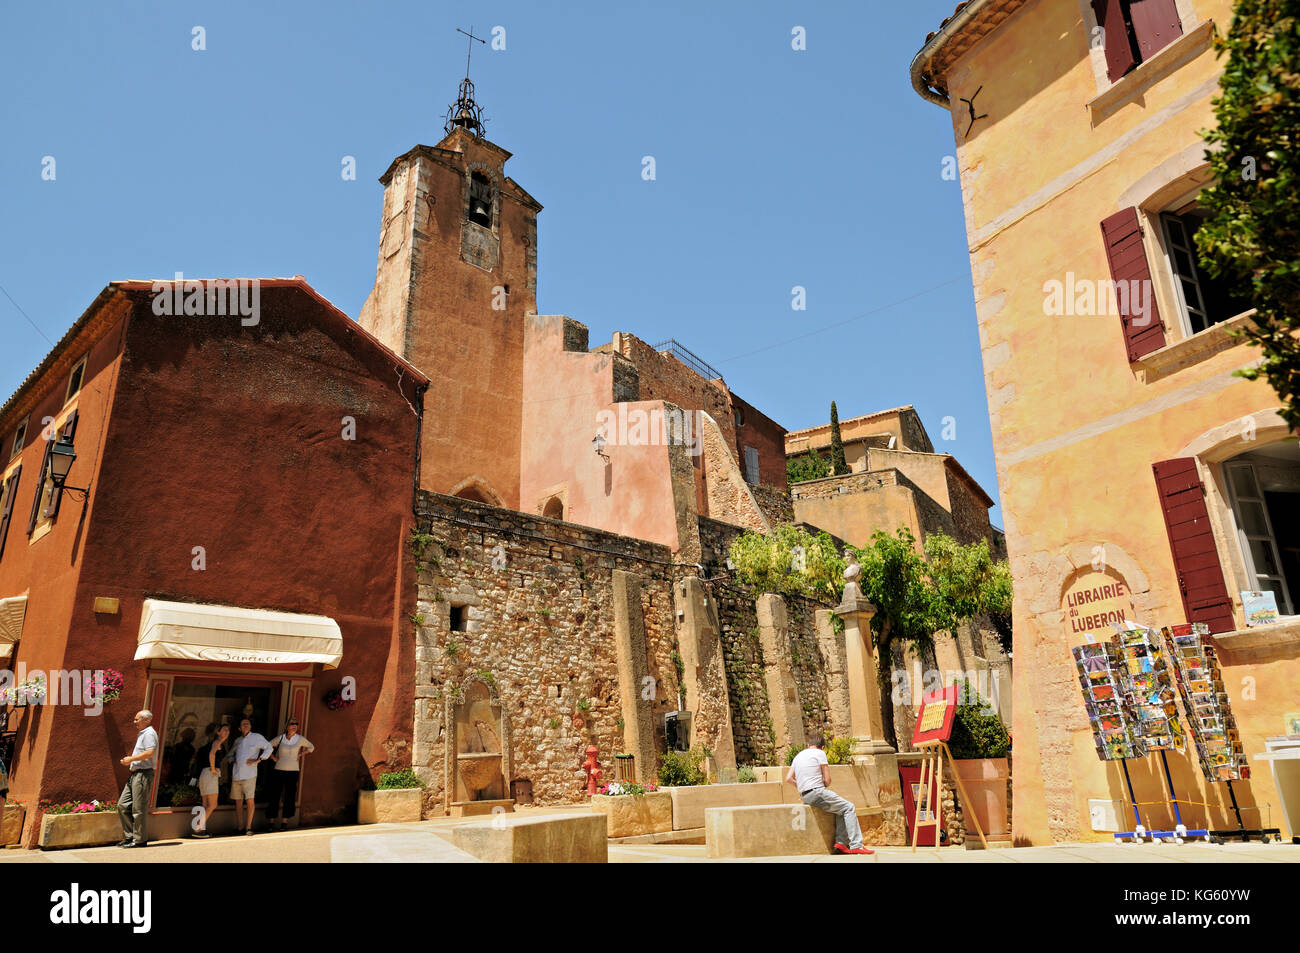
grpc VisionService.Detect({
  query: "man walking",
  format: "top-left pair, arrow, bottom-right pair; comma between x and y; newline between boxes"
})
785,734 -> 873,855
118,710 -> 158,848
226,718 -> 273,835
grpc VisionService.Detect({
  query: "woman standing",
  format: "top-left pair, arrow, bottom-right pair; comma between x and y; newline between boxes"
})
192,723 -> 230,839
267,719 -> 315,831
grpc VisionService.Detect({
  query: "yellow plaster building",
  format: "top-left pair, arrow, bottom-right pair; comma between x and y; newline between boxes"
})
912,0 -> 1300,844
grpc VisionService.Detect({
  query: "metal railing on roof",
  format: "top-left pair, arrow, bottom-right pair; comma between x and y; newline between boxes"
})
650,339 -> 724,382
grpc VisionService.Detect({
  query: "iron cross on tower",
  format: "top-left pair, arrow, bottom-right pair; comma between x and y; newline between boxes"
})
445,26 -> 488,137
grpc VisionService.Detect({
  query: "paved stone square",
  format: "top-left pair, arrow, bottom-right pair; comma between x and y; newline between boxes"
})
3,807 -> 1295,863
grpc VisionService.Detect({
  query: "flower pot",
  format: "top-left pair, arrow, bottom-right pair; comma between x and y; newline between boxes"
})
952,758 -> 1009,838
2,804 -> 26,845
358,788 -> 423,823
39,811 -> 123,850
591,791 -> 673,837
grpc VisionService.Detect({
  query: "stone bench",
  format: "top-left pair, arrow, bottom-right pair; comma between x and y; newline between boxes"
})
704,804 -> 839,858
662,781 -> 783,830
452,812 -> 607,863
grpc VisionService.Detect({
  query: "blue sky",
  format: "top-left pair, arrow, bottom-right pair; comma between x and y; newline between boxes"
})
0,0 -> 998,522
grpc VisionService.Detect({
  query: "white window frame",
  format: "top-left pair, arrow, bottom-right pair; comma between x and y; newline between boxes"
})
1221,458 -> 1294,617
8,415 -> 28,461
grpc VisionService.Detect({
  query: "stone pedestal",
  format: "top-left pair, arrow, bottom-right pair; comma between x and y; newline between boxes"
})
836,586 -> 893,756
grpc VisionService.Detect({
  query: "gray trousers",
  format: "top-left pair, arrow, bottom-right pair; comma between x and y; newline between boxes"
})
801,786 -> 863,849
119,770 -> 153,845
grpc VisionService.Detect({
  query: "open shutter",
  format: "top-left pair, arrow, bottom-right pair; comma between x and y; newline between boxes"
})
45,410 -> 78,521
27,435 -> 53,534
1091,0 -> 1138,81
0,466 -> 20,560
1153,458 -> 1237,633
1128,0 -> 1182,62
1100,207 -> 1166,361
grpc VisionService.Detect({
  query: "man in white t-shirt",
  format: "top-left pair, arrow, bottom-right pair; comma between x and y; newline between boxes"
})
785,734 -> 872,855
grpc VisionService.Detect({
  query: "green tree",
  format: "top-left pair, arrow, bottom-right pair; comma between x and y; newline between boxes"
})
729,524 -> 1014,751
1196,0 -> 1300,428
786,447 -> 832,484
829,402 -> 849,475
728,524 -> 845,603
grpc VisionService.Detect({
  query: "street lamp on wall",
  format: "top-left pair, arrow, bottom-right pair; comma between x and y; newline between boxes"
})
592,430 -> 609,463
48,434 -> 90,497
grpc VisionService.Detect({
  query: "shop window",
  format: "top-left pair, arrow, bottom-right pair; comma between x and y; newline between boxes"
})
467,172 -> 493,228
1158,200 -> 1253,336
449,605 -> 469,632
65,356 -> 87,405
1221,443 -> 1300,617
159,681 -> 283,808
1091,0 -> 1183,82
8,418 -> 26,461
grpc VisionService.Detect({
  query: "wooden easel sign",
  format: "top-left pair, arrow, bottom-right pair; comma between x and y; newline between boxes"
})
910,683 -> 989,852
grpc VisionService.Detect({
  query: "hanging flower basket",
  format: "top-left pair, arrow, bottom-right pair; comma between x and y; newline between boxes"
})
323,688 -> 355,711
89,669 -> 124,705
0,675 -> 47,707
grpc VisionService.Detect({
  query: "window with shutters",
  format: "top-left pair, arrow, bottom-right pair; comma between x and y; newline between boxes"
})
1089,0 -> 1184,83
743,446 -> 760,485
0,466 -> 20,562
7,417 -> 27,462
28,409 -> 78,540
1156,195 -> 1254,337
65,355 -> 87,406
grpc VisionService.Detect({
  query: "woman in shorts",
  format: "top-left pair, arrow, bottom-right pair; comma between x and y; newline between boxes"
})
192,724 -> 230,838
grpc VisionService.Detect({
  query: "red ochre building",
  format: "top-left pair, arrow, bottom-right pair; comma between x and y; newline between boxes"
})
0,279 -> 426,843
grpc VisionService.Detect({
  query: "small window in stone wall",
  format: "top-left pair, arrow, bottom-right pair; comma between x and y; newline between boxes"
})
449,605 -> 469,632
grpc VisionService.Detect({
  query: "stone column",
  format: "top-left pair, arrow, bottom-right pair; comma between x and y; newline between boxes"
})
835,581 -> 907,846
612,570 -> 658,781
674,577 -> 737,774
756,594 -> 805,753
837,585 -> 893,756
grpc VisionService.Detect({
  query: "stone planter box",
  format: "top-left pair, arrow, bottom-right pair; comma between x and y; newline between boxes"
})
754,764 -> 877,811
358,788 -> 423,824
39,811 -> 122,850
952,758 -> 1009,838
591,791 -> 673,837
660,782 -> 782,830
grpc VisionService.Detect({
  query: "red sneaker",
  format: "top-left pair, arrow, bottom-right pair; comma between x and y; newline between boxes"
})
833,842 -> 850,854
845,846 -> 874,855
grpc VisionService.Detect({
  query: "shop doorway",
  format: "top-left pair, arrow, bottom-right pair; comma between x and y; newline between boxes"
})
157,680 -> 283,810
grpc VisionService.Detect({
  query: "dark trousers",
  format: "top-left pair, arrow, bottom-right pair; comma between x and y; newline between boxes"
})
265,770 -> 300,821
119,770 -> 154,844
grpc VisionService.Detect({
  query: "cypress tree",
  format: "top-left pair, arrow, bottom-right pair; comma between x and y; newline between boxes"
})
829,401 -> 849,475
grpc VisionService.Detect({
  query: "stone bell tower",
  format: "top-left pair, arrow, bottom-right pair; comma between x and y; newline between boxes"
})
358,72 -> 541,509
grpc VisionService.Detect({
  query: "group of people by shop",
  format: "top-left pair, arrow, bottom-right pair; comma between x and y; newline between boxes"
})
118,711 -> 315,847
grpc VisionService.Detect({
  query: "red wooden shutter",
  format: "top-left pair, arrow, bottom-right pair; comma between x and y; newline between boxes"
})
45,410 -> 78,521
1091,0 -> 1138,81
0,466 -> 20,560
1128,0 -> 1182,62
1153,458 -> 1237,633
1100,207 -> 1166,361
27,434 -> 53,534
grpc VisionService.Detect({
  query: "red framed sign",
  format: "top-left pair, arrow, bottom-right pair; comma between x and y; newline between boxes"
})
912,683 -> 959,747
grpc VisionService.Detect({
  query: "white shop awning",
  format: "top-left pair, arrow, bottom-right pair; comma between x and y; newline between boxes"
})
0,594 -> 27,659
135,599 -> 343,669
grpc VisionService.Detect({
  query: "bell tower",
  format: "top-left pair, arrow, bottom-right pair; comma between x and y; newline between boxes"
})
358,54 -> 541,509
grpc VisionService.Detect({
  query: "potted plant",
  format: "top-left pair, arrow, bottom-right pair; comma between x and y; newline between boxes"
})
358,768 -> 425,823
38,799 -> 120,850
946,680 -> 1011,840
590,781 -> 672,837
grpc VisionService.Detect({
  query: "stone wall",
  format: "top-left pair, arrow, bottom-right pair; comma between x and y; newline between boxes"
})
411,491 -> 687,810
